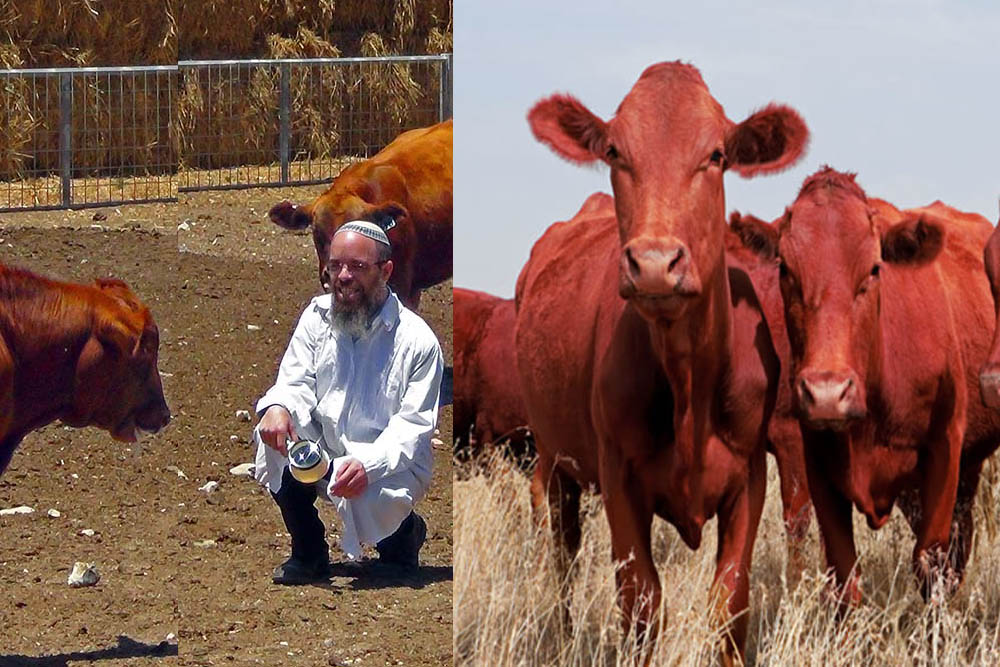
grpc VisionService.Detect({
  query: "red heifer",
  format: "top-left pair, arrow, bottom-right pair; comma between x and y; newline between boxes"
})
733,168 -> 1000,605
269,120 -> 452,309
979,221 -> 1000,407
517,62 -> 808,661
453,287 -> 532,465
0,265 -> 171,474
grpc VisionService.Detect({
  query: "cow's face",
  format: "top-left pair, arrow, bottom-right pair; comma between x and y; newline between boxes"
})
734,168 -> 945,430
66,280 -> 170,442
528,61 -> 808,322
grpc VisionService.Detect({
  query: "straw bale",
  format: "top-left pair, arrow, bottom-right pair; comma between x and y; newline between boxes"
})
0,0 -> 177,66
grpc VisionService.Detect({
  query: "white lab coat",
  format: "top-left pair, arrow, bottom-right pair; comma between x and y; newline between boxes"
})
253,290 -> 443,559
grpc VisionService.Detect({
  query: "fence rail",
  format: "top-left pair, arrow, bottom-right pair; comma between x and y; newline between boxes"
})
0,54 -> 453,212
0,65 -> 177,212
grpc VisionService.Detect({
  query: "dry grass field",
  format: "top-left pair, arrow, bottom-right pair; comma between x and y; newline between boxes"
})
455,454 -> 1000,666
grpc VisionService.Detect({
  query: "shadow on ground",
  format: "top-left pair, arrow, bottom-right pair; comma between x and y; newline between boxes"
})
0,635 -> 177,666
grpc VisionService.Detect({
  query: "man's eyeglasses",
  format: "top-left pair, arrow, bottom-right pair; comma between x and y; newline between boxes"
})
327,259 -> 388,276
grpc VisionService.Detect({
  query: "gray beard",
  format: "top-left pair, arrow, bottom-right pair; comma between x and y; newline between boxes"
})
330,283 -> 386,338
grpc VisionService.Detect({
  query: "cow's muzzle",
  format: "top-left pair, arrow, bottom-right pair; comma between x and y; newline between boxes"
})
619,236 -> 702,302
796,368 -> 865,429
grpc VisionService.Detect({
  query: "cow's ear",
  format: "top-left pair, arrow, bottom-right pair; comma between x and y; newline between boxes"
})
366,202 -> 407,232
269,200 -> 314,230
729,211 -> 779,260
527,94 -> 610,165
94,316 -> 140,358
881,214 -> 945,265
95,278 -> 142,312
725,103 -> 809,178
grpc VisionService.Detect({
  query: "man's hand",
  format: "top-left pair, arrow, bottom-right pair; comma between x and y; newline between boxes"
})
330,458 -> 368,499
258,405 -> 297,456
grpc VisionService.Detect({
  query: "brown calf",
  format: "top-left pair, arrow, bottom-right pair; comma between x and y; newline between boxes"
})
0,264 -> 170,474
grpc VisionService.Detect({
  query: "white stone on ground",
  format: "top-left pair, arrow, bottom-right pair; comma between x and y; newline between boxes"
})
229,463 -> 255,477
0,506 -> 34,516
67,562 -> 100,587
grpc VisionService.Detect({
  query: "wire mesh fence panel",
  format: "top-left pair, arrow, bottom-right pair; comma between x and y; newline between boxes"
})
0,55 -> 452,210
176,55 -> 451,191
0,66 -> 177,212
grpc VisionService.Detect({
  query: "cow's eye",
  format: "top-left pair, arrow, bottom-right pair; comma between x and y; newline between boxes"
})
606,144 -> 619,161
709,148 -> 726,166
871,264 -> 881,277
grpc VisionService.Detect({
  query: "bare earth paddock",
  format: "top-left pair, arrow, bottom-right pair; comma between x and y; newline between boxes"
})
0,187 -> 453,666
455,453 -> 1000,666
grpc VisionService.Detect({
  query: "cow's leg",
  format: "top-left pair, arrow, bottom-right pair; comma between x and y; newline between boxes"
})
599,444 -> 658,643
913,417 -> 963,602
0,346 -> 15,475
803,430 -> 860,610
530,453 -> 582,628
0,434 -> 21,476
769,425 -> 812,585
949,460 -> 983,585
713,441 -> 766,666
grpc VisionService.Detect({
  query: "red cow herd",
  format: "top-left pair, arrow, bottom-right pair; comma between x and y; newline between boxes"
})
455,61 -> 1000,662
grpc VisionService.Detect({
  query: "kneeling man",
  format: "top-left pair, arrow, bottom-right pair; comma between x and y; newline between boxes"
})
253,220 -> 444,585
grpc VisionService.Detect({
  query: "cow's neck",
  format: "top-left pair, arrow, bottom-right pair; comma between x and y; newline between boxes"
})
648,252 -> 733,486
5,290 -> 92,435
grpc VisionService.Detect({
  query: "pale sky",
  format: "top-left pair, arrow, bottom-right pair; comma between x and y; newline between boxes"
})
454,0 -> 1000,297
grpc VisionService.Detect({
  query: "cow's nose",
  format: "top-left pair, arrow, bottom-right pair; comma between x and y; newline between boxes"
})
980,363 -> 1000,409
621,236 -> 700,297
796,369 -> 862,424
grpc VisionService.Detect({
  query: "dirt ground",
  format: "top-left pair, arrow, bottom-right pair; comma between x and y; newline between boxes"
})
0,186 -> 453,666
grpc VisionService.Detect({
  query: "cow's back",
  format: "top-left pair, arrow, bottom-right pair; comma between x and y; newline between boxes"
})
516,194 -> 624,485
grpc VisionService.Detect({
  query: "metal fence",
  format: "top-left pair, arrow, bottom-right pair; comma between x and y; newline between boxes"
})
177,55 -> 452,191
0,65 -> 177,212
0,54 -> 453,212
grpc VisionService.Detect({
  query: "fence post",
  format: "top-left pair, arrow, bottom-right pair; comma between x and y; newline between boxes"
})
279,62 -> 290,184
59,73 -> 72,207
439,53 -> 453,121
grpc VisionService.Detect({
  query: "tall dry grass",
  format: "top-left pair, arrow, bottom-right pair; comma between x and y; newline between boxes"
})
455,454 -> 1000,666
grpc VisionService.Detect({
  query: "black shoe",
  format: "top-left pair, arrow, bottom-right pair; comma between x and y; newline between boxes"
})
376,513 -> 427,569
271,556 -> 334,585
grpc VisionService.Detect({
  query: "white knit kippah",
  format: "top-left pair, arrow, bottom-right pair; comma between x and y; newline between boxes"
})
334,220 -> 391,246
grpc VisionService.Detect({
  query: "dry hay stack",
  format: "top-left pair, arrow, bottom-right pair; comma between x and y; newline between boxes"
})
0,0 -> 177,180
1,0 -> 451,179
175,26 -> 346,170
0,0 -> 177,67
175,1 -> 451,171
177,0 -> 452,59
